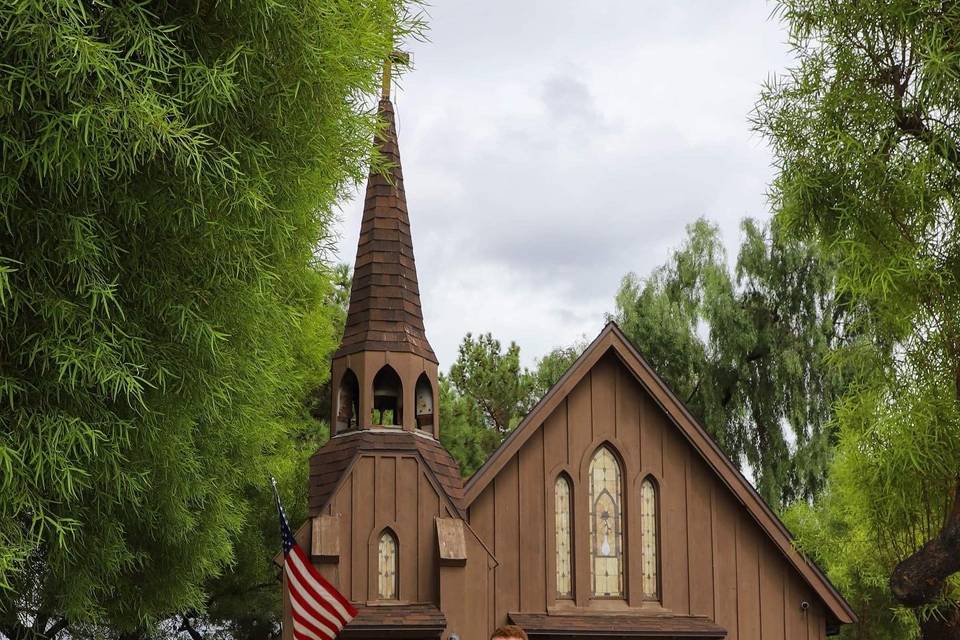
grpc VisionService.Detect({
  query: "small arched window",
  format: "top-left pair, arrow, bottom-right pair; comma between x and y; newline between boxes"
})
415,373 -> 434,431
372,365 -> 402,426
588,446 -> 624,598
377,529 -> 398,600
555,474 -> 574,599
640,477 -> 659,600
336,369 -> 360,433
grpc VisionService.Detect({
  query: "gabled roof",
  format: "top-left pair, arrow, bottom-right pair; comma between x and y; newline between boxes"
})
309,429 -> 464,518
464,322 -> 856,626
335,97 -> 436,362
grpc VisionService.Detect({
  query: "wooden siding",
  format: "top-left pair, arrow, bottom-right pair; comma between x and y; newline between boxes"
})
315,452 -> 452,604
467,352 -> 829,640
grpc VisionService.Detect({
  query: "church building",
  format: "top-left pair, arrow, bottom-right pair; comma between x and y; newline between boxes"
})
282,81 -> 857,639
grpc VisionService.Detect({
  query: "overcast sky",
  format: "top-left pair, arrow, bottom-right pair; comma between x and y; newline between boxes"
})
334,1 -> 795,370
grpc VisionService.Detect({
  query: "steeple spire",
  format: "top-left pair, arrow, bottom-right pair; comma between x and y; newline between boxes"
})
334,95 -> 435,362
329,55 -> 440,438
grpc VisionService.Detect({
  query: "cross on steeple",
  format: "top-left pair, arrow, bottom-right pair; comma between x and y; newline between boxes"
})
381,49 -> 411,100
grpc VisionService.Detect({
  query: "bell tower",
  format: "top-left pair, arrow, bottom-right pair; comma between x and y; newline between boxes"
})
331,53 -> 439,438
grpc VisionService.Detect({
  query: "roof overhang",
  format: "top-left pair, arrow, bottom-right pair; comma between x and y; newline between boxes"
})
340,604 -> 446,639
508,612 -> 726,639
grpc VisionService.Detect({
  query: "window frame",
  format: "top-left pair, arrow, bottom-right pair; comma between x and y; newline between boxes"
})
639,475 -> 661,602
376,528 -> 399,601
554,472 -> 575,600
587,445 -> 626,600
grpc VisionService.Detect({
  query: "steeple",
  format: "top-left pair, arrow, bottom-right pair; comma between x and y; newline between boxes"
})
334,97 -> 436,363
330,57 -> 440,438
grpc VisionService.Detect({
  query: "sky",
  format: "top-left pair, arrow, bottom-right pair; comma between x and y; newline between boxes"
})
334,0 -> 797,370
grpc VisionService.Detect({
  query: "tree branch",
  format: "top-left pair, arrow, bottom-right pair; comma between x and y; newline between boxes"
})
178,616 -> 204,640
44,618 -> 69,639
890,477 -> 960,606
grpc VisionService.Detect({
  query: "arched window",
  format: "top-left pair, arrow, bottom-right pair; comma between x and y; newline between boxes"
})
555,474 -> 574,599
415,373 -> 434,431
377,529 -> 398,600
588,446 -> 624,598
640,477 -> 659,600
372,365 -> 402,426
336,369 -> 359,433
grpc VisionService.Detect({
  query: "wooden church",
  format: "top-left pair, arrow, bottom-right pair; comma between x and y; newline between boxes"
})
282,81 -> 857,640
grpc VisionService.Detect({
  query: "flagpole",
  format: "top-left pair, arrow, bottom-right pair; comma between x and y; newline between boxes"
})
270,475 -> 284,640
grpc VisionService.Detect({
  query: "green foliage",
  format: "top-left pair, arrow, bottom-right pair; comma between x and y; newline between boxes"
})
199,266 -> 350,640
530,342 -> 587,400
0,0 -> 417,636
438,375 -> 500,478
448,333 -> 536,434
442,334 -> 585,477
612,218 -> 850,507
756,0 -> 960,634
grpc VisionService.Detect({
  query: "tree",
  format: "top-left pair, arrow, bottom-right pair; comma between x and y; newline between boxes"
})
755,1 -> 960,636
442,334 -> 586,476
612,218 -> 851,507
530,342 -> 588,400
448,333 -> 536,434
438,375 -> 501,478
0,2 -> 419,638
197,264 -> 351,640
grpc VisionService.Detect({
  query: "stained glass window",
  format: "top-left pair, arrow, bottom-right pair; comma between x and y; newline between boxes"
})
641,478 -> 659,599
555,475 -> 573,599
588,446 -> 624,598
377,530 -> 398,600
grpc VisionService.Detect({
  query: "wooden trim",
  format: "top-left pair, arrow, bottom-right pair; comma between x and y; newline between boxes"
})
463,322 -> 857,625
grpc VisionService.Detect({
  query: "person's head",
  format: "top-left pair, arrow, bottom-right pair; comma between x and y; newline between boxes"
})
491,625 -> 528,640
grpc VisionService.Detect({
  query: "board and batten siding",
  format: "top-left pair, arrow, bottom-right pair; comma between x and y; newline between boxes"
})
466,352 -> 828,640
284,449 -> 494,640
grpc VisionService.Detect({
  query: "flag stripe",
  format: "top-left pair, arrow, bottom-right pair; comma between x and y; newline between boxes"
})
292,616 -> 329,640
285,562 -> 346,631
285,555 -> 348,628
289,545 -> 356,621
292,545 -> 357,617
290,589 -> 337,639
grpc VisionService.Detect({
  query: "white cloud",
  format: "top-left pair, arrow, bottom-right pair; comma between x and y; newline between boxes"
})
335,0 -> 794,369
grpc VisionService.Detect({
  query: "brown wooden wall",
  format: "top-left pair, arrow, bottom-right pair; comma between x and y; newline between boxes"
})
312,452 -> 457,604
466,353 -> 829,640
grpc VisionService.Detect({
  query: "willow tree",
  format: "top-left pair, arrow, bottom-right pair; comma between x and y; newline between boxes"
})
0,1 -> 419,637
755,1 -> 960,636
613,218 -> 850,508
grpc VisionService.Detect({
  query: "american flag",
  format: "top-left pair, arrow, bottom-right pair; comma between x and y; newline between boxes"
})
273,478 -> 358,640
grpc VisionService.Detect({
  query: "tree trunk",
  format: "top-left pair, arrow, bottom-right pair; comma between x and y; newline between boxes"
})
917,606 -> 960,640
890,478 -> 960,639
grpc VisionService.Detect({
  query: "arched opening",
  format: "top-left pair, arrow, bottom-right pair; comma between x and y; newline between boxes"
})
555,473 -> 574,600
640,476 -> 660,601
415,373 -> 434,431
372,365 -> 403,427
336,369 -> 360,433
588,445 -> 624,598
377,529 -> 399,600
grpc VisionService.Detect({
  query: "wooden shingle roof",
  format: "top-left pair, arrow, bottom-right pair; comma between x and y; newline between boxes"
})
308,430 -> 464,517
335,97 -> 436,362
341,604 -> 446,638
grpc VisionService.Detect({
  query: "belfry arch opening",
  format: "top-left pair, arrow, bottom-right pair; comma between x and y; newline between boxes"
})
372,365 -> 403,426
336,368 -> 360,433
415,373 -> 434,431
